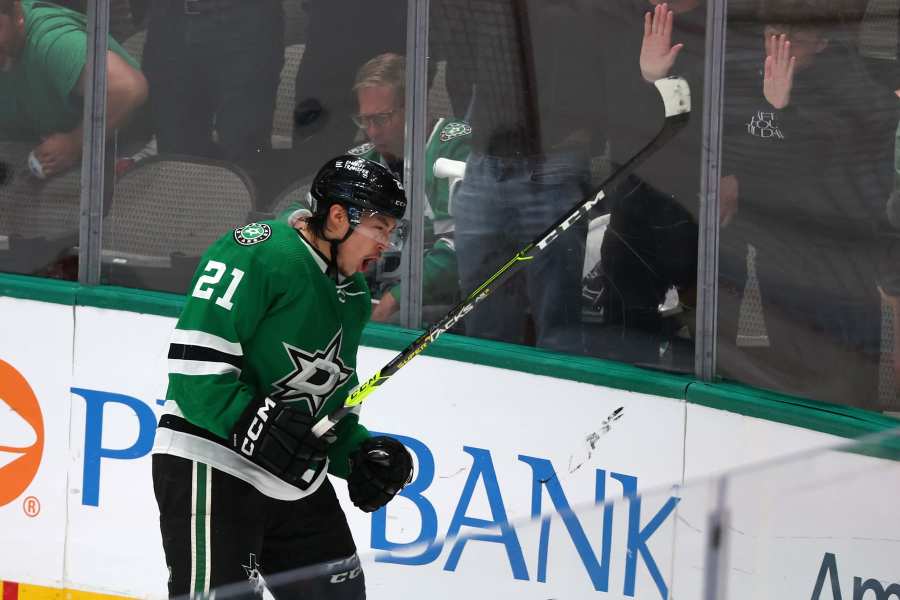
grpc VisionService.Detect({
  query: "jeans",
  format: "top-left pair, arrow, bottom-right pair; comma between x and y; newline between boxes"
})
142,0 -> 284,163
454,151 -> 589,353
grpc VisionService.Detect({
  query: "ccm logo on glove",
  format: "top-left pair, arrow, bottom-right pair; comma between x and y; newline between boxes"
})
239,397 -> 277,456
231,397 -> 329,489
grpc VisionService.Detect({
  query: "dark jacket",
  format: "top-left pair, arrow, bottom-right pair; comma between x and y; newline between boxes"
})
724,40 -> 899,299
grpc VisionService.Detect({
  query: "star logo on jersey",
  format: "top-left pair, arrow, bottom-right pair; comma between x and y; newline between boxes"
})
270,330 -> 354,415
348,142 -> 374,156
234,222 -> 272,246
440,121 -> 472,142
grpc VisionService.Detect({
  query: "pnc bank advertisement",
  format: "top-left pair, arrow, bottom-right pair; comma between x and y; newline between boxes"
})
0,297 -> 898,600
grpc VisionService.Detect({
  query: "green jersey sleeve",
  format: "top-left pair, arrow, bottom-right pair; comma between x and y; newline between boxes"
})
326,416 -> 370,479
425,118 -> 473,223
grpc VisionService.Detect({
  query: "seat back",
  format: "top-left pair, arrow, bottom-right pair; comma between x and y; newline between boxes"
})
104,156 -> 256,258
270,175 -> 313,219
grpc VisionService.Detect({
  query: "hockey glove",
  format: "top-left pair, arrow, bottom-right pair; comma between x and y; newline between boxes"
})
348,436 -> 414,512
232,397 -> 329,489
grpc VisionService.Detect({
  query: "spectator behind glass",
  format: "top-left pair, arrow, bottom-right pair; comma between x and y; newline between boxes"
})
719,0 -> 899,410
0,0 -> 147,177
448,0 -> 605,353
590,0 -> 706,369
284,53 -> 472,324
141,0 -> 284,163
349,53 -> 471,323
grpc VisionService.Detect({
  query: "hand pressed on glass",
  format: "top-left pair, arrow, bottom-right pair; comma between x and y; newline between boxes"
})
640,3 -> 684,83
764,34 -> 796,110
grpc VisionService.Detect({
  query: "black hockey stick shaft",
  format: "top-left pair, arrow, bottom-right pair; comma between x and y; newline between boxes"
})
311,76 -> 691,437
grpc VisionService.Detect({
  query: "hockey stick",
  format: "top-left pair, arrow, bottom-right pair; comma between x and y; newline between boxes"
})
311,76 -> 690,437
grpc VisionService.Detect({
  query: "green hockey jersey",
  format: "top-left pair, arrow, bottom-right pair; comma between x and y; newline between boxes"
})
153,220 -> 372,500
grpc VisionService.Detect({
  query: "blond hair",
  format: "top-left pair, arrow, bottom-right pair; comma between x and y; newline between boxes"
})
353,53 -> 406,107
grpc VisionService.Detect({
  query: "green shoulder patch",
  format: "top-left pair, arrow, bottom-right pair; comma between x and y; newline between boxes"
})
234,223 -> 272,246
348,142 -> 375,156
439,121 -> 472,142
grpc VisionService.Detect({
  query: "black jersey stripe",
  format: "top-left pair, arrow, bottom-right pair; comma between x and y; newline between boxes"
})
168,344 -> 244,370
159,414 -> 232,448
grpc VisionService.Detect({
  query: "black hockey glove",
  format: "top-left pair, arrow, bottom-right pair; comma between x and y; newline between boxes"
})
232,397 -> 329,489
348,436 -> 414,512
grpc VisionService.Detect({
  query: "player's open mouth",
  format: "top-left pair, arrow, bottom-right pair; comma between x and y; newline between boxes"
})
362,257 -> 378,271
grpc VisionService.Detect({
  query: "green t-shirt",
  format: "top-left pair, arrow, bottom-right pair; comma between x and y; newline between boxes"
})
0,0 -> 139,139
155,220 -> 372,500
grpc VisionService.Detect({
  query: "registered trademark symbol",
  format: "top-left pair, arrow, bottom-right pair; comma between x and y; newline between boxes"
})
23,496 -> 40,517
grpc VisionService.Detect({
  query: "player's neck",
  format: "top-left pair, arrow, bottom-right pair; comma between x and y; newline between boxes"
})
299,228 -> 334,262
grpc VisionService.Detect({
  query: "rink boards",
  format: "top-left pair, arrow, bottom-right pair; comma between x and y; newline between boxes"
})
0,295 -> 898,600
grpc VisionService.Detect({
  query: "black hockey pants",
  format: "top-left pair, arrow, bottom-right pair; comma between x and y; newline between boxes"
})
153,454 -> 364,599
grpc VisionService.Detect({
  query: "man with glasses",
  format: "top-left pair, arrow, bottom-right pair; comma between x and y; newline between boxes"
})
288,53 -> 471,323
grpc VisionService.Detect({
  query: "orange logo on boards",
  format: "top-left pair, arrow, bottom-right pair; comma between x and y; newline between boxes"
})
0,360 -> 44,507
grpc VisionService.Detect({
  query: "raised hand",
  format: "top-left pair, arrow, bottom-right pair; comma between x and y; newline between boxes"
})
763,34 -> 796,109
640,3 -> 684,83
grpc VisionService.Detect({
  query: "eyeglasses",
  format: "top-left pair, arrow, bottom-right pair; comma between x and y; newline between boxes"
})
351,111 -> 397,129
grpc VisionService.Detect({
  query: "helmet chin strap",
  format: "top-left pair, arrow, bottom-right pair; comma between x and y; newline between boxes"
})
324,225 -> 356,282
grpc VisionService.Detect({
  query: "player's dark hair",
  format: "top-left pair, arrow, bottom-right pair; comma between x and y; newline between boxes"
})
0,0 -> 16,16
304,203 -> 342,243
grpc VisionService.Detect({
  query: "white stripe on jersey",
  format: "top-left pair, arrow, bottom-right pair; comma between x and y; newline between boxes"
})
171,329 -> 243,356
153,428 -> 326,501
169,358 -> 241,377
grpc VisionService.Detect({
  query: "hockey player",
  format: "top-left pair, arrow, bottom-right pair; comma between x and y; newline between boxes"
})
152,155 -> 414,599
287,53 -> 471,323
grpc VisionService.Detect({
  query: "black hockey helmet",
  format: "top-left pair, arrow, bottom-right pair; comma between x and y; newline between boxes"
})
310,155 -> 407,220
305,155 -> 408,281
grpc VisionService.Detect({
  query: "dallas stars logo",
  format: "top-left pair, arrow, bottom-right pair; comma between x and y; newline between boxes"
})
440,121 -> 472,142
234,222 -> 272,246
270,330 -> 354,415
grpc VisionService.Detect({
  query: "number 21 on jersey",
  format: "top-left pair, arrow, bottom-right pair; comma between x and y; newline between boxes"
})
191,260 -> 245,310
